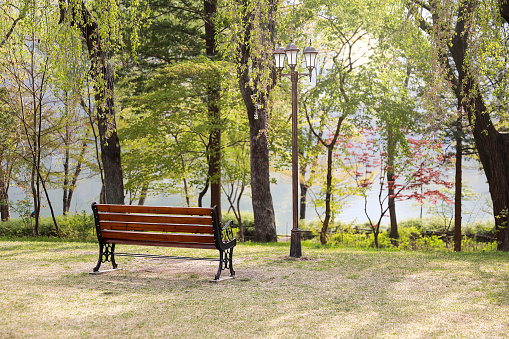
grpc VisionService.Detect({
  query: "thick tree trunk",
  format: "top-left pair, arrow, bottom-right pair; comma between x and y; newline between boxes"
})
238,75 -> 277,241
95,67 -> 124,204
236,0 -> 278,242
208,99 -> 221,213
60,1 -> 124,205
446,3 -> 509,250
245,103 -> 277,242
204,0 -> 222,217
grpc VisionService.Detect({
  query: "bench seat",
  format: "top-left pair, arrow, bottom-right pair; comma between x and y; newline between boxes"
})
91,203 -> 236,280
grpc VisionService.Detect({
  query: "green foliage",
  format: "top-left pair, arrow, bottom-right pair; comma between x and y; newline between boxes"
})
0,213 -> 95,240
119,58 -> 234,201
222,211 -> 255,238
306,217 -> 497,252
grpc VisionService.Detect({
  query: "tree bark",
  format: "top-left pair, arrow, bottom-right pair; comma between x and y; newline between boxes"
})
59,1 -> 124,205
244,97 -> 277,242
236,0 -> 277,242
63,126 -> 70,214
0,177 -> 10,221
454,115 -> 462,252
500,0 -> 509,22
299,166 -> 308,220
63,140 -> 86,214
447,3 -> 509,251
204,0 -> 222,217
320,146 -> 334,245
387,132 -> 398,243
137,182 -> 149,205
412,0 -> 509,251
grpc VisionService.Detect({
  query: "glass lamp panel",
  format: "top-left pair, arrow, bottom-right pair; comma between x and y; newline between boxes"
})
273,45 -> 286,70
303,44 -> 318,70
285,41 -> 299,67
304,52 -> 312,68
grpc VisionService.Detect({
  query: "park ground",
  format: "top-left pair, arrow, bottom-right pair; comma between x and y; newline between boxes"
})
0,239 -> 508,338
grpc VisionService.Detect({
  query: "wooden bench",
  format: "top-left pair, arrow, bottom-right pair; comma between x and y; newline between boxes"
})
91,202 -> 236,280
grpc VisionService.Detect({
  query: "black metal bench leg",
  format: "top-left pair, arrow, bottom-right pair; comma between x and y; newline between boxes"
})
214,248 -> 235,280
228,247 -> 235,277
215,250 -> 224,280
110,244 -> 118,269
93,243 -> 117,272
93,243 -> 104,272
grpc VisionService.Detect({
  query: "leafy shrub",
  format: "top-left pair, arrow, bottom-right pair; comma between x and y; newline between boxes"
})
325,217 -> 496,252
57,212 -> 95,240
0,212 -> 95,241
222,211 -> 255,238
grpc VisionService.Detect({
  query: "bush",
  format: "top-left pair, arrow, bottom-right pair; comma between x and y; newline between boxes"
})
222,211 -> 255,239
0,212 -> 95,241
324,217 -> 497,252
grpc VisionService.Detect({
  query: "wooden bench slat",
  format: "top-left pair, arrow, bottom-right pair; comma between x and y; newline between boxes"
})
96,204 -> 213,216
99,221 -> 215,234
91,203 -> 235,279
98,212 -> 213,225
101,230 -> 216,244
103,239 -> 217,249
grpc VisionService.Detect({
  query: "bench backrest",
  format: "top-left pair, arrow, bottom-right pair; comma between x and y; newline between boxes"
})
92,203 -> 220,250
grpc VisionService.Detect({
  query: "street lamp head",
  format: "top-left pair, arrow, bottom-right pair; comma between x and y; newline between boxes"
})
285,40 -> 300,68
303,40 -> 318,73
273,43 -> 287,71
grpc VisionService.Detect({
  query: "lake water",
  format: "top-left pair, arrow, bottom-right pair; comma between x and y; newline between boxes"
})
8,162 -> 492,234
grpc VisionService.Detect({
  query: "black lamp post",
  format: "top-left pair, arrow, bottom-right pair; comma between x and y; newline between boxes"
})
273,40 -> 318,257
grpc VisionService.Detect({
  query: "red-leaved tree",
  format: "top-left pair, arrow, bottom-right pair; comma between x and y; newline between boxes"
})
339,128 -> 453,248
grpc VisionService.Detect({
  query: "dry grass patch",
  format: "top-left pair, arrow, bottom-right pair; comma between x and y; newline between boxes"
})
0,240 -> 508,338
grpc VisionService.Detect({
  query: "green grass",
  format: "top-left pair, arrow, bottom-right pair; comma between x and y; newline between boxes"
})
0,239 -> 508,338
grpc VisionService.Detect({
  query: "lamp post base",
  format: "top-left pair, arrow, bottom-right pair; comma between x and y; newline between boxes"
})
290,229 -> 302,258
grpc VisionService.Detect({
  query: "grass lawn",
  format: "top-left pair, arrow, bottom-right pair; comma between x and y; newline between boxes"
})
0,239 -> 508,338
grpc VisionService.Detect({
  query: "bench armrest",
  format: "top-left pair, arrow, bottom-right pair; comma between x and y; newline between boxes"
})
222,220 -> 233,231
219,219 -> 236,249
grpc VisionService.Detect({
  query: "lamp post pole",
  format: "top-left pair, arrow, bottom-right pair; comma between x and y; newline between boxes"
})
289,65 -> 301,257
273,40 -> 318,258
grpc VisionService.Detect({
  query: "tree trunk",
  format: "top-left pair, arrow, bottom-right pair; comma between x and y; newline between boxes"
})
138,182 -> 149,205
387,133 -> 398,243
238,83 -> 277,241
95,67 -> 124,205
454,115 -> 462,252
198,178 -> 209,207
60,1 -> 124,205
320,146 -> 334,245
446,3 -> 509,250
236,0 -> 278,242
63,127 -> 70,214
64,140 -> 86,214
0,177 -> 10,221
204,0 -> 221,218
387,170 -> 398,241
31,164 -> 40,236
299,169 -> 308,220
246,105 -> 277,242
236,184 -> 245,241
